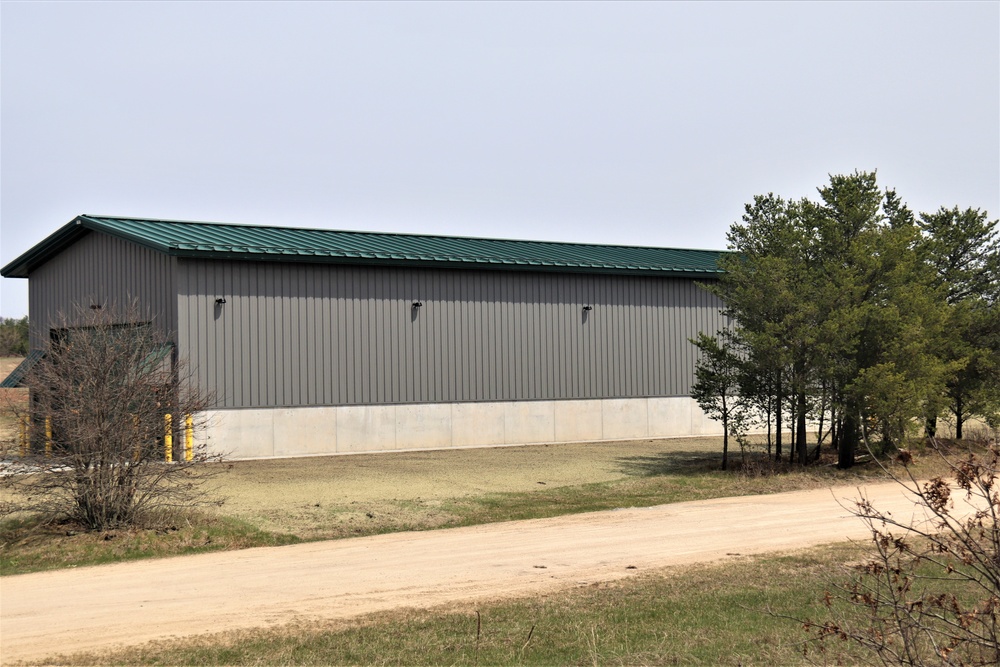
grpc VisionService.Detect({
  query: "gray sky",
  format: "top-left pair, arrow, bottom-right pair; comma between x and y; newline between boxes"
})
2,1 -> 997,318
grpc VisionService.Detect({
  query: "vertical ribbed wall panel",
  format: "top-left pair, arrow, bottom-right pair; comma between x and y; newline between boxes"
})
177,259 -> 725,409
28,232 -> 177,347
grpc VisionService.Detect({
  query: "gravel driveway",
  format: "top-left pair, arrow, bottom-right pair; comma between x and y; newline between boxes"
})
0,481 -> 962,664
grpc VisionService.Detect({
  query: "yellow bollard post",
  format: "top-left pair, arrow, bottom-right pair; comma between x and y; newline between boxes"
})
45,417 -> 52,458
185,414 -> 194,462
19,415 -> 28,457
164,413 -> 173,463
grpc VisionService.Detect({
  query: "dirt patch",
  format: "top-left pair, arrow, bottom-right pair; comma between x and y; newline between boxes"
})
0,357 -> 24,377
0,357 -> 29,440
0,356 -> 28,397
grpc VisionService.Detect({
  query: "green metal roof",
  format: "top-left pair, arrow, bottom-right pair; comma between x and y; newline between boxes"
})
138,343 -> 174,374
0,343 -> 172,388
0,350 -> 45,388
2,215 -> 726,279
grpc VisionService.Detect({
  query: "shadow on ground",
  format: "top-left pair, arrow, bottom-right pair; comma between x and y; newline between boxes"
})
614,450 -> 722,477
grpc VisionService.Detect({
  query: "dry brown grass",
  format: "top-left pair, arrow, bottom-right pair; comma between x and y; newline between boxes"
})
0,357 -> 29,439
203,437 -> 727,537
202,434 -> 936,542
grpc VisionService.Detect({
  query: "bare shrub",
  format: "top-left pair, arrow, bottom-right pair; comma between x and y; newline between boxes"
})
959,424 -> 999,448
737,455 -> 783,479
0,304 -> 220,531
804,435 -> 999,665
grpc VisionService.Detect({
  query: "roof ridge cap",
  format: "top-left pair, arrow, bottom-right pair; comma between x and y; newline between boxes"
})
81,215 -> 725,254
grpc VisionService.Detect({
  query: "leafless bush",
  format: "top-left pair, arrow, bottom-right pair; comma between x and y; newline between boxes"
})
737,456 -> 782,479
803,435 -> 999,665
960,424 -> 999,448
0,304 -> 220,531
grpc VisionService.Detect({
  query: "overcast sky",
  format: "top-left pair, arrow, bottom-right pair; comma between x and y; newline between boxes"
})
1,1 -> 997,318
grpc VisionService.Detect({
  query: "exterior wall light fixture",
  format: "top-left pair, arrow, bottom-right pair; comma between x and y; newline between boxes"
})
215,298 -> 227,305
412,301 -> 423,308
582,305 -> 593,311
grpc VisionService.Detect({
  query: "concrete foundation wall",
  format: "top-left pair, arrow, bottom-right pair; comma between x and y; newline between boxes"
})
199,397 -> 723,459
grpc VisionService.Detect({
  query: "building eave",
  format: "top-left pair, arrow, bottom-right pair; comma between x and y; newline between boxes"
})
2,214 -> 729,279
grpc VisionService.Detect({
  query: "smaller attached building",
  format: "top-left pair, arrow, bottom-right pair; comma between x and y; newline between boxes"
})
2,215 -> 728,458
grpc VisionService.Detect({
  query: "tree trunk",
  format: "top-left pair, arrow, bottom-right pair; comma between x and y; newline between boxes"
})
924,415 -> 937,438
721,415 -> 729,471
775,374 -> 783,462
955,396 -> 964,440
766,402 -> 772,458
839,407 -> 859,469
721,392 -> 729,471
796,391 -> 808,466
830,409 -> 838,452
816,387 -> 826,450
788,393 -> 797,464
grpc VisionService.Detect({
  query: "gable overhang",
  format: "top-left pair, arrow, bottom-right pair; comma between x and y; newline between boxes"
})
2,217 -> 90,278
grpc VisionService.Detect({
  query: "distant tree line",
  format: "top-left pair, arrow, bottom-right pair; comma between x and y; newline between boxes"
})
692,171 -> 999,469
0,316 -> 29,356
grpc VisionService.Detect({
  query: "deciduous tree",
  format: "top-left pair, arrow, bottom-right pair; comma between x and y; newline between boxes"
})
804,437 -> 1000,666
0,316 -> 29,356
690,331 -> 743,471
0,304 -> 219,530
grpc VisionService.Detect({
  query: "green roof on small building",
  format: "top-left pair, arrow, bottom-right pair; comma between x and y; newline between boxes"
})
1,215 -> 726,279
0,350 -> 45,388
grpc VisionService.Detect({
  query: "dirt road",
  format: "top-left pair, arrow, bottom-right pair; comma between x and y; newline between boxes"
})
0,481 -> 958,663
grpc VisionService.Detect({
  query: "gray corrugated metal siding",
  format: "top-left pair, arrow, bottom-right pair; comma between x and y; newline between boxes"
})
177,259 -> 725,408
27,232 -> 177,348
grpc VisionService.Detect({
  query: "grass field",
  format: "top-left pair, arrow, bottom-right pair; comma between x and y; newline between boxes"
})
1,431 -> 944,575
31,541 -> 872,666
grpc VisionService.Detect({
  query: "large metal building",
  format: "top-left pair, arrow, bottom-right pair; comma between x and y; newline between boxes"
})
2,215 -> 727,458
